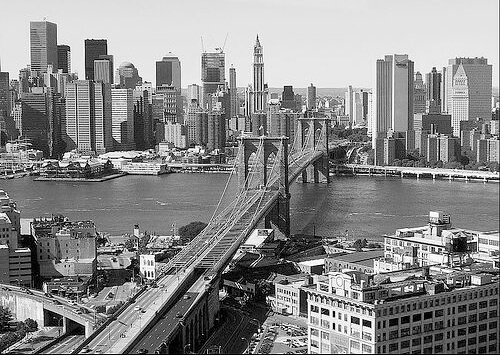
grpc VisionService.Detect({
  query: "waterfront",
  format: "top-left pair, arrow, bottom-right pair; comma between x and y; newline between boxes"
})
1,174 -> 498,238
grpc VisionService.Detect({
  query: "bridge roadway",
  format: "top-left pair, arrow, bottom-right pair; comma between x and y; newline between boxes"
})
77,145 -> 330,353
339,164 -> 500,181
0,284 -> 105,332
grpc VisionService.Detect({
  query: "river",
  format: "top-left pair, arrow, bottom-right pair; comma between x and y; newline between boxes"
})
1,173 -> 498,239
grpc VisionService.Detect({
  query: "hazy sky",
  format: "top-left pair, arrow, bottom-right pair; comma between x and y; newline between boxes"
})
0,0 -> 498,89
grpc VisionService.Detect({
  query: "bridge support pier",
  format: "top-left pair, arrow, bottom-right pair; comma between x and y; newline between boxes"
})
265,193 -> 290,237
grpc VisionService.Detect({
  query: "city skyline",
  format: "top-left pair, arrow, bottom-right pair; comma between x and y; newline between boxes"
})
0,0 -> 498,89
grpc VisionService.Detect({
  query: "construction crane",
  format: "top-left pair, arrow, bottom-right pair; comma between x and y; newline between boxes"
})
215,33 -> 229,53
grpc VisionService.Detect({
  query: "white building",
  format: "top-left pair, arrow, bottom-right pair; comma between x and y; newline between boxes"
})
305,267 -> 499,354
164,122 -> 187,149
111,88 -> 135,150
140,254 -> 157,280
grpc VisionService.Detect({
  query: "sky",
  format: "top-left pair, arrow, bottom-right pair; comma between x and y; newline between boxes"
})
0,0 -> 498,89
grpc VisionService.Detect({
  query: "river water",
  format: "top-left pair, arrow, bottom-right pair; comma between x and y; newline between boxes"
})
1,174 -> 498,239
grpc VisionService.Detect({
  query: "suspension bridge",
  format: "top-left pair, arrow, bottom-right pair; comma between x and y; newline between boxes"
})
74,117 -> 332,354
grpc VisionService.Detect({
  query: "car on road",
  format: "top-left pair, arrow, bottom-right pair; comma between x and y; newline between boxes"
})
134,306 -> 142,311
183,295 -> 191,300
175,312 -> 183,318
81,347 -> 91,353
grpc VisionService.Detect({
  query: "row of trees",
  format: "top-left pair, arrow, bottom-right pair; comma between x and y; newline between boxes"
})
0,306 -> 38,352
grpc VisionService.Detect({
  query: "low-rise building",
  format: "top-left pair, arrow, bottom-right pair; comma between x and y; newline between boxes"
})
325,250 -> 384,275
30,215 -> 98,279
374,211 -> 499,273
271,273 -> 313,317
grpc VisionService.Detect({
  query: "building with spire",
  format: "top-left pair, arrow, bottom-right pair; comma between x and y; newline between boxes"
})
253,35 -> 265,113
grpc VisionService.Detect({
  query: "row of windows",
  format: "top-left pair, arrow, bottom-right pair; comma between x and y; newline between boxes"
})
378,294 -> 498,320
377,334 -> 497,354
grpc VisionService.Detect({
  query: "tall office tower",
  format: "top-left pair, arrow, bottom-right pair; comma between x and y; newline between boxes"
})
352,92 -> 364,125
281,86 -> 296,110
414,71 -> 426,114
94,82 -> 112,154
244,85 -> 254,119
30,21 -> 58,74
367,91 -> 374,135
133,88 -> 153,150
156,53 -> 181,90
0,71 -> 9,117
50,93 -> 66,158
84,39 -> 107,81
444,57 -> 492,136
186,100 -> 200,146
187,84 -> 202,104
253,35 -> 265,113
94,55 -> 114,84
111,88 -> 135,150
229,65 -> 238,119
115,62 -> 142,89
345,85 -> 353,122
374,54 -> 414,144
56,45 -> 70,74
425,67 -> 441,113
307,83 -> 317,110
20,90 -> 49,154
201,50 -> 225,109
65,81 -> 112,154
156,84 -> 182,123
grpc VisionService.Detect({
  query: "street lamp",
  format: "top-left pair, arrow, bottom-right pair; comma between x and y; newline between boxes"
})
184,343 -> 191,354
241,337 -> 250,354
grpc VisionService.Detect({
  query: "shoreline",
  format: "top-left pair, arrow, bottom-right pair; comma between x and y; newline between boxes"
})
33,173 -> 127,182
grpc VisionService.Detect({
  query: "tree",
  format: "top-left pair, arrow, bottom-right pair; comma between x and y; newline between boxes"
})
24,318 -> 38,333
178,221 -> 208,244
353,238 -> 368,252
0,306 -> 13,332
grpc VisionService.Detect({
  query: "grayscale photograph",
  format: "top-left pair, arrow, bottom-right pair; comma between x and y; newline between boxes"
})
0,0 -> 498,354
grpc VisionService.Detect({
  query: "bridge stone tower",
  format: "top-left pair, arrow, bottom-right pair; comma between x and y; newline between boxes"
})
295,117 -> 330,183
237,136 -> 290,236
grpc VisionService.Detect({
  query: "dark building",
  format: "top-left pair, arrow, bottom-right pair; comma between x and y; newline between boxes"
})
425,67 -> 441,113
30,21 -> 58,74
133,91 -> 154,150
84,39 -> 107,81
281,86 -> 296,110
414,113 -> 453,135
0,71 -> 10,116
156,54 -> 181,90
20,91 -> 50,155
57,45 -> 71,73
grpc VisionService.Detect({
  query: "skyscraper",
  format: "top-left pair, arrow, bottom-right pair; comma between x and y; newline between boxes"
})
425,67 -> 441,113
65,80 -> 112,154
345,85 -> 353,122
156,53 -> 181,90
253,36 -> 265,113
229,65 -> 237,119
20,89 -> 50,154
0,71 -> 10,117
115,62 -> 142,89
201,50 -> 225,109
414,71 -> 426,114
30,21 -> 58,74
187,84 -> 202,104
374,54 -> 415,140
281,86 -> 296,110
307,83 -> 317,110
94,55 -> 114,84
84,39 -> 107,81
57,45 -> 71,74
443,57 -> 492,136
111,88 -> 135,150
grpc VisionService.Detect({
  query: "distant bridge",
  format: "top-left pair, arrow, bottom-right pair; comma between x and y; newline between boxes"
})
332,163 -> 500,182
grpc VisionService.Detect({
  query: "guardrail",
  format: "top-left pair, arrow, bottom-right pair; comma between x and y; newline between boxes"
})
70,285 -> 147,354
